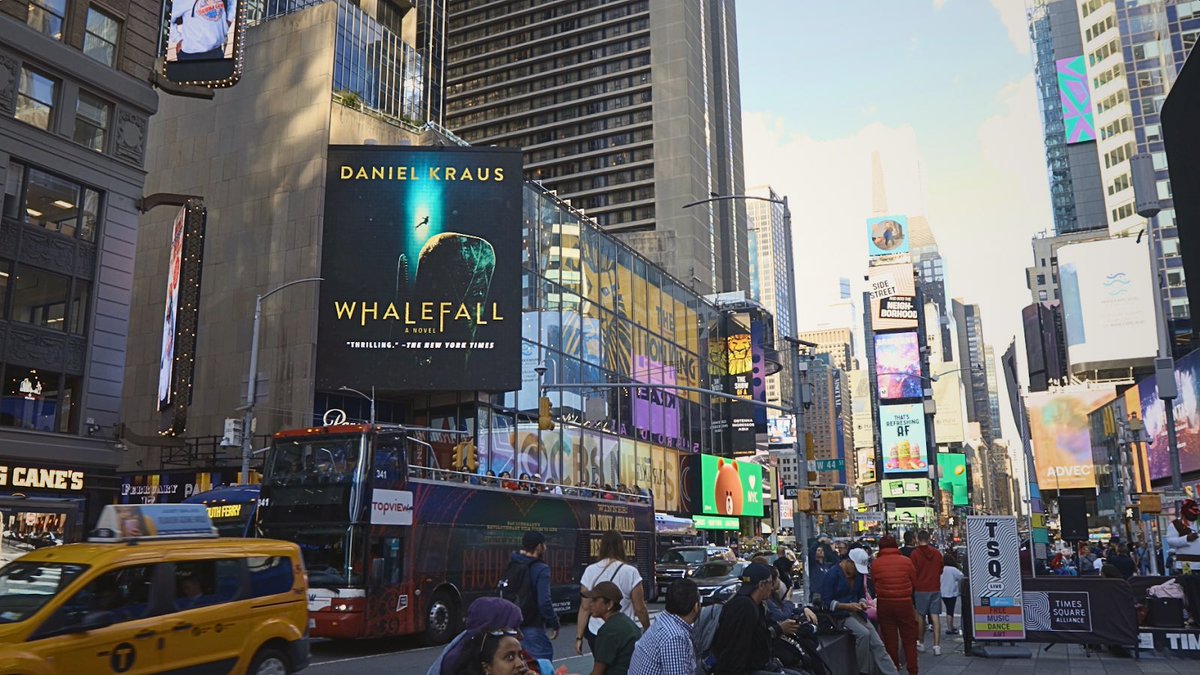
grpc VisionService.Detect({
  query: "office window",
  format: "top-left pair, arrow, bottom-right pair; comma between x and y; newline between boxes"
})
1133,41 -> 1161,60
1158,180 -> 1172,200
73,91 -> 111,152
26,0 -> 67,39
12,165 -> 100,242
83,6 -> 121,66
11,266 -> 70,330
15,68 -> 57,131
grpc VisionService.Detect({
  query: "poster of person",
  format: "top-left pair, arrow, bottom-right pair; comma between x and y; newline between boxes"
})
157,207 -> 186,411
167,0 -> 238,62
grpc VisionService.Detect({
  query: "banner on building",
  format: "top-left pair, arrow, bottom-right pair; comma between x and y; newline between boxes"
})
868,263 -> 918,330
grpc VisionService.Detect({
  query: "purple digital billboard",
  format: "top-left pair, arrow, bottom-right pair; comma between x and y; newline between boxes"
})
633,355 -> 681,440
1139,350 -> 1200,480
1057,56 -> 1096,144
874,332 -> 922,400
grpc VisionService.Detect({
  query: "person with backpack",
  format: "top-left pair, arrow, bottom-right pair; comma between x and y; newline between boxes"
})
577,530 -> 651,654
501,531 -> 560,661
709,562 -> 805,675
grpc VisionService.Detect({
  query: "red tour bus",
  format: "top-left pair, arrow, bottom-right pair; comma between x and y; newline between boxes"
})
257,422 -> 655,643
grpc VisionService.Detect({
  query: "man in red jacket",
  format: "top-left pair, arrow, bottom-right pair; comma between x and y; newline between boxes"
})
871,534 -> 919,675
910,530 -> 944,656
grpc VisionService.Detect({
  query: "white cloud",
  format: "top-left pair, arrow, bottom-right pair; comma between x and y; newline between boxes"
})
933,0 -> 951,8
990,0 -> 1030,55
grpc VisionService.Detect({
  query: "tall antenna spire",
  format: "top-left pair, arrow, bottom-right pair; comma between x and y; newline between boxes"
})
871,150 -> 889,215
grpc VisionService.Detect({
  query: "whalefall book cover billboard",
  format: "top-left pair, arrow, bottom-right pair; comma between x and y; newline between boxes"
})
317,146 -> 523,392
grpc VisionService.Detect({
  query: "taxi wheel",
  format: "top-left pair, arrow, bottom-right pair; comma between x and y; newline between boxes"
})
247,646 -> 290,675
424,590 -> 461,645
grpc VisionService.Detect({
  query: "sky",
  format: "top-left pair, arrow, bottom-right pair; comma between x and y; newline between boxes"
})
737,0 -> 1048,451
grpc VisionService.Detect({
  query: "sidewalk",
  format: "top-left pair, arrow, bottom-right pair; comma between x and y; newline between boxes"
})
905,631 -> 1196,674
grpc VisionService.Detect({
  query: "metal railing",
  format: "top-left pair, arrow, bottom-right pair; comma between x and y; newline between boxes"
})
410,465 -> 653,505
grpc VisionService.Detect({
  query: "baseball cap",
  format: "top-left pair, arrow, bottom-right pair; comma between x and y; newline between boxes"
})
739,562 -> 775,590
879,535 -> 899,549
816,532 -> 832,542
522,531 -> 546,551
849,548 -> 871,575
583,581 -> 623,605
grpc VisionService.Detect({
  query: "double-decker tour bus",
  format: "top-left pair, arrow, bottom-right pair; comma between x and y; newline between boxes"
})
257,421 -> 655,643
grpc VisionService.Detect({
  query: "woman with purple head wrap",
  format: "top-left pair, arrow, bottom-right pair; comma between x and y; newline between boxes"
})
429,597 -> 524,675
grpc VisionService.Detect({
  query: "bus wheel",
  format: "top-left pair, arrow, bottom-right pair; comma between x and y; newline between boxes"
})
424,590 -> 460,645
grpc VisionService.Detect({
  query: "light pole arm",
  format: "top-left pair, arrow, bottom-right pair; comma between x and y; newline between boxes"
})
682,194 -> 786,209
261,277 -> 325,302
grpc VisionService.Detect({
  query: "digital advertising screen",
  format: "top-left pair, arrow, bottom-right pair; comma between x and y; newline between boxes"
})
868,263 -> 918,330
874,332 -> 922,400
866,215 -> 910,264
157,206 -> 187,411
317,146 -> 524,392
1139,349 -> 1200,480
698,454 -> 763,518
879,403 -> 928,474
1057,56 -> 1096,144
1026,388 -> 1116,490
882,477 -> 931,499
937,452 -> 969,507
1059,237 -> 1157,371
163,0 -> 245,87
892,506 -> 935,526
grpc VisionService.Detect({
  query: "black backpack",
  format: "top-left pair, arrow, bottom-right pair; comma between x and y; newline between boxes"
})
498,558 -> 540,625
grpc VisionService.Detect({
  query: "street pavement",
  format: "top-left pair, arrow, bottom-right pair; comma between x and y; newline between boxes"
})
305,605 -> 1200,674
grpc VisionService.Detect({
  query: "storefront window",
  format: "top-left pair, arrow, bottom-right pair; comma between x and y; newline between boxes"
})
1,367 -> 61,432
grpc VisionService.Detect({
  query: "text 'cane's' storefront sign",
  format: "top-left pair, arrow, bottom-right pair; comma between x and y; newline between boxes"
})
967,515 -> 1025,640
0,464 -> 85,491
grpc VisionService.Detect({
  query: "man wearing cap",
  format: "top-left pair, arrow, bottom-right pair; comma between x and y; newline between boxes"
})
710,562 -> 805,675
586,581 -> 640,675
1167,499 -> 1200,623
818,549 -> 899,675
512,531 -> 559,660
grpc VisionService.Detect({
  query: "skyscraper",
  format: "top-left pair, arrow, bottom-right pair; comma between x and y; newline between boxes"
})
443,0 -> 749,294
746,186 -> 795,339
1028,0 -> 1108,234
908,216 -> 953,362
1076,0 -> 1193,340
952,300 -> 996,444
796,328 -> 856,372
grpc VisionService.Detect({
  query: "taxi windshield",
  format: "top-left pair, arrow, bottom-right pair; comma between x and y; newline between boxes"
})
0,561 -> 88,623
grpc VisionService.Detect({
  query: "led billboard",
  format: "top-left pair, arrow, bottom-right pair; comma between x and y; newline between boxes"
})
893,506 -> 935,526
157,206 -> 187,412
931,363 -> 966,444
163,0 -> 245,87
317,146 -> 524,392
1057,56 -> 1096,144
880,403 -> 928,474
937,452 -> 969,507
868,263 -> 918,330
882,477 -> 932,499
867,215 -> 910,265
1026,388 -> 1116,490
875,332 -> 922,400
1140,349 -> 1200,480
1059,237 -> 1157,371
699,455 -> 764,518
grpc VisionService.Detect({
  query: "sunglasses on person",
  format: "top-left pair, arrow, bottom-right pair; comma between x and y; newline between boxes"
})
479,629 -> 523,660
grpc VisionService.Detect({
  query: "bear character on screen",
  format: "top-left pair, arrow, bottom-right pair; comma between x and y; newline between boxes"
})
714,459 -> 743,515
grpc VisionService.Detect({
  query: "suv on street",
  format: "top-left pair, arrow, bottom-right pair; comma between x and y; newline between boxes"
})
653,545 -> 730,601
0,504 -> 310,675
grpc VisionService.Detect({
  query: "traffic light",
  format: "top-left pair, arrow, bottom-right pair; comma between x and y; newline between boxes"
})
451,442 -> 465,471
538,397 -> 555,431
464,441 -> 479,473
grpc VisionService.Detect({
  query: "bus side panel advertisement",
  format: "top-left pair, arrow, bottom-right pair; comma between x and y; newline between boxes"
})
361,482 -> 654,638
369,489 -> 413,526
318,146 -> 524,392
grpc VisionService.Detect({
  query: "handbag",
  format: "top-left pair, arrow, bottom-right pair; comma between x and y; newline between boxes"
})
863,583 -> 878,622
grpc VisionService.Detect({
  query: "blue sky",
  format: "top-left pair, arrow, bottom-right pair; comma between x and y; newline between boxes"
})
737,0 -> 1047,449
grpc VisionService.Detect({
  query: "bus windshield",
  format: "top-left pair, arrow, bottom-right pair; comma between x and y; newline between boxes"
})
266,436 -> 362,486
283,527 -> 363,589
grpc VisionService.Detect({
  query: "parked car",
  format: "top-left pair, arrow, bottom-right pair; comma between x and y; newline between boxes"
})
652,545 -> 731,602
689,559 -> 747,605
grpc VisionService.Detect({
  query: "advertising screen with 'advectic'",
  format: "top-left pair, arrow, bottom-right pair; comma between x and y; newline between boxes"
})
318,146 -> 524,392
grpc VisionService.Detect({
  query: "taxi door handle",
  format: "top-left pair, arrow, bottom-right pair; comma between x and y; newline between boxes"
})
134,630 -> 156,640
172,623 -> 194,632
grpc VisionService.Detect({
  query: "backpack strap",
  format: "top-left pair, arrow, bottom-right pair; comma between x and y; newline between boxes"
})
606,562 -> 625,583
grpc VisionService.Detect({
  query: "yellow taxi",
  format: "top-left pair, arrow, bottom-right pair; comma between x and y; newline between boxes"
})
0,504 -> 310,675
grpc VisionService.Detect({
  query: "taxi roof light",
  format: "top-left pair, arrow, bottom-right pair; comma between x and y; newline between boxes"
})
88,503 -> 218,543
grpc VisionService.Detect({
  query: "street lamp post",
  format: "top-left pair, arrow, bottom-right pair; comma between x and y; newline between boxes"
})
338,386 -> 376,424
240,277 -> 324,480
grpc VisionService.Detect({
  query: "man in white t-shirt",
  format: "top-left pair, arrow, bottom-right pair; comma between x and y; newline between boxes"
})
576,530 -> 650,654
171,0 -> 237,61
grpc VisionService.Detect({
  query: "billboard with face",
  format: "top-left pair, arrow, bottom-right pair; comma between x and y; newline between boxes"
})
1026,388 -> 1116,490
867,215 -> 910,265
875,332 -> 922,400
880,403 -> 928,474
318,146 -> 523,392
163,0 -> 244,87
868,263 -> 918,330
698,455 -> 764,518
